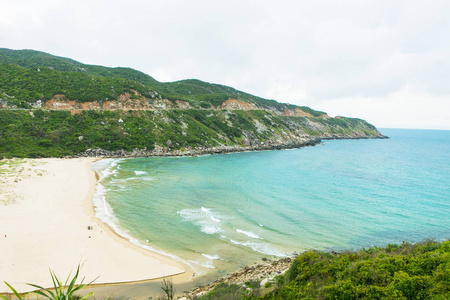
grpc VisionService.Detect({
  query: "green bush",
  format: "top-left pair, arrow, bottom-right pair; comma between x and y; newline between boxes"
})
198,283 -> 244,300
0,265 -> 95,300
260,241 -> 450,300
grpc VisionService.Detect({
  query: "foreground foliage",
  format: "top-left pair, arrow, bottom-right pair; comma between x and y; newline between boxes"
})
0,265 -> 95,300
199,240 -> 450,300
2,242 -> 448,299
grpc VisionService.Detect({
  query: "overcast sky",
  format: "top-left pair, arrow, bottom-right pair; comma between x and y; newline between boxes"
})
1,0 -> 449,130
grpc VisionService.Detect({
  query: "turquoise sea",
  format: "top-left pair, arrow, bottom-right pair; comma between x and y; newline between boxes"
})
91,128 -> 450,278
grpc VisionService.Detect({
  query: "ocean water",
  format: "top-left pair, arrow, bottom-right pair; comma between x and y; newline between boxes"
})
91,128 -> 450,277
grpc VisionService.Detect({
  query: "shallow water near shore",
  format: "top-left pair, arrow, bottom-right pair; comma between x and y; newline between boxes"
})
91,128 -> 450,280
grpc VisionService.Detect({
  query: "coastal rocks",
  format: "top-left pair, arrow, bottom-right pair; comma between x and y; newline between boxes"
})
184,257 -> 293,299
320,133 -> 388,140
76,138 -> 322,159
260,278 -> 269,287
253,119 -> 268,133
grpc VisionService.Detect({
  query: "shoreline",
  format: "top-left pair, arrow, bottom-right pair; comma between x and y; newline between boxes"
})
0,135 -> 388,296
0,158 -> 193,294
75,135 -> 387,159
88,158 -> 196,283
89,158 -> 200,280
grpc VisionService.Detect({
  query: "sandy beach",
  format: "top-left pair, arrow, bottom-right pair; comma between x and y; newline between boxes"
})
0,158 -> 189,294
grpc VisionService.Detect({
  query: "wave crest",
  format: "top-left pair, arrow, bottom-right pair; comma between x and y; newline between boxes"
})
178,207 -> 222,235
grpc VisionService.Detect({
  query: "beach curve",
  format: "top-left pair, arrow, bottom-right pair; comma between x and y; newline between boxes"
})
0,158 -> 190,293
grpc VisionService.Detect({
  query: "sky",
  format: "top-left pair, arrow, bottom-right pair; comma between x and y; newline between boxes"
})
1,0 -> 449,130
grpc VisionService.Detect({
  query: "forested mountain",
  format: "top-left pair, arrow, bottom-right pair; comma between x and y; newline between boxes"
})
0,48 -> 322,114
0,48 -> 385,158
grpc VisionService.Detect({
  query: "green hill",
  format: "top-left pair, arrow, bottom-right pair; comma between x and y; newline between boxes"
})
0,48 -> 385,158
0,48 -> 323,114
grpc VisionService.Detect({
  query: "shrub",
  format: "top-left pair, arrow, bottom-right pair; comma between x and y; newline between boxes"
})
1,265 -> 95,300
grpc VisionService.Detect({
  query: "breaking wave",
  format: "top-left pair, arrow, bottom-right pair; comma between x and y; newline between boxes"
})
178,207 -> 222,235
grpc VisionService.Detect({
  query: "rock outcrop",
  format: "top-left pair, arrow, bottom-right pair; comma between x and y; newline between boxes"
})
219,99 -> 260,110
282,108 -> 313,117
184,257 -> 293,299
41,95 -> 334,122
45,95 -> 78,110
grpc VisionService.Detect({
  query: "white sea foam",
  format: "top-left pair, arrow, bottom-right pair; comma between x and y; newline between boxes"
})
178,207 -> 222,235
202,253 -> 222,260
91,158 -> 124,180
125,177 -> 141,181
188,259 -> 216,269
236,229 -> 261,239
122,176 -> 156,182
92,182 -> 124,236
202,207 -> 221,223
134,170 -> 148,175
229,239 -> 286,257
91,160 -> 200,274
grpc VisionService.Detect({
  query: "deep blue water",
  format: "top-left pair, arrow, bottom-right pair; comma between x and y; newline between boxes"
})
92,128 -> 450,275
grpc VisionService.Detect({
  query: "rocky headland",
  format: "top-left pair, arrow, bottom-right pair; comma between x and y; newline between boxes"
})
183,257 -> 294,299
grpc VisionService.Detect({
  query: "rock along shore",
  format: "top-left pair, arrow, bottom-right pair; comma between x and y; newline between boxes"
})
182,257 -> 294,299
75,138 -> 321,158
75,135 -> 387,159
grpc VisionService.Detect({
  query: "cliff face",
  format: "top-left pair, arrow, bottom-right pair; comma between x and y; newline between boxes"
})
39,95 -> 323,119
40,94 -> 330,120
43,93 -> 194,112
219,99 -> 259,110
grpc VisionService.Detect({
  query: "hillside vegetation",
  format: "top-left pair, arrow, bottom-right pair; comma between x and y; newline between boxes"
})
0,48 -> 323,114
198,240 -> 450,300
0,109 -> 380,158
0,48 -> 385,158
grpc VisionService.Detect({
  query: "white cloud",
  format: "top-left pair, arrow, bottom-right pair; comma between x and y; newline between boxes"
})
313,87 -> 450,130
264,82 -> 308,103
0,0 -> 449,129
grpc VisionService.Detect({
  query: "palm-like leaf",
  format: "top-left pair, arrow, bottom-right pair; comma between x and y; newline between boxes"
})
1,281 -> 29,300
1,265 -> 96,300
27,265 -> 96,300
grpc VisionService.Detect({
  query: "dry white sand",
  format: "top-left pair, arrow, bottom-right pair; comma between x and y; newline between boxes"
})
0,158 -> 188,293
